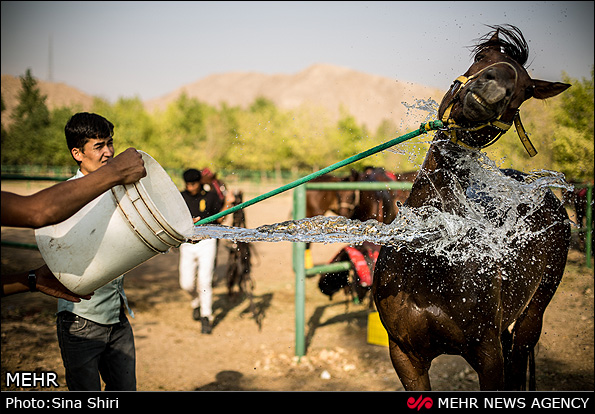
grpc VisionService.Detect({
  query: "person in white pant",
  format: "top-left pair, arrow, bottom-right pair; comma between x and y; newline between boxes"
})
178,168 -> 226,334
179,238 -> 217,332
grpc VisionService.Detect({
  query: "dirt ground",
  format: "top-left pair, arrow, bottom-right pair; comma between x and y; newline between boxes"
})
1,181 -> 593,392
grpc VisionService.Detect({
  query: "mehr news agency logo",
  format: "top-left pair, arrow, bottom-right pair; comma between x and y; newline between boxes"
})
406,394 -> 591,410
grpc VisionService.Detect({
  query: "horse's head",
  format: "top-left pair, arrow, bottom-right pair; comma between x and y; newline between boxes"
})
336,171 -> 359,217
231,190 -> 246,227
438,25 -> 570,153
232,190 -> 243,206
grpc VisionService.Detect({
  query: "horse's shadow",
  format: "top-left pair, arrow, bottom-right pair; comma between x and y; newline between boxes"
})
194,370 -> 246,391
305,301 -> 368,353
212,291 -> 273,331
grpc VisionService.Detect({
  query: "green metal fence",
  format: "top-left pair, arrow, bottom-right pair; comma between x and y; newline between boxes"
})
291,181 -> 413,358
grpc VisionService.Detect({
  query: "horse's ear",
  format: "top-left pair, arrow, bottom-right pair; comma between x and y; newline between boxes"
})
483,28 -> 502,52
532,79 -> 571,100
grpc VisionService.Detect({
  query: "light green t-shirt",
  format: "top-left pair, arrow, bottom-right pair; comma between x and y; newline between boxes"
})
58,275 -> 133,324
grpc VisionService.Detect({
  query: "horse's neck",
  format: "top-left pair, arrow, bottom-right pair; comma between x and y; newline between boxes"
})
420,133 -> 468,172
407,133 -> 473,213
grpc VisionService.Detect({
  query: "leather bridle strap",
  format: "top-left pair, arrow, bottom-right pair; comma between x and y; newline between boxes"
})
513,111 -> 538,157
441,62 -> 538,156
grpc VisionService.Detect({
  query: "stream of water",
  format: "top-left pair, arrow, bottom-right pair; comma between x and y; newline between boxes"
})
190,148 -> 571,267
189,101 -> 573,267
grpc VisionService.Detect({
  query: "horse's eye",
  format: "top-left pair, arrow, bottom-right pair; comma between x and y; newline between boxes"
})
474,53 -> 484,63
525,85 -> 535,99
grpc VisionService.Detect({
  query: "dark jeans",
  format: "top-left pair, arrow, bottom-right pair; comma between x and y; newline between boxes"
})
56,311 -> 136,391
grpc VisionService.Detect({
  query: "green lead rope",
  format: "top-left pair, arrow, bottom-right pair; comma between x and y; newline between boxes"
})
194,120 -> 443,225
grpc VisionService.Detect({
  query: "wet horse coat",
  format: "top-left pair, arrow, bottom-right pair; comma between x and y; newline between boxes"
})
372,25 -> 571,390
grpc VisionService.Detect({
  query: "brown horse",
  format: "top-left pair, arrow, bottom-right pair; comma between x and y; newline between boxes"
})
352,167 -> 417,224
226,190 -> 253,299
304,172 -> 358,267
306,172 -> 359,218
225,190 -> 264,326
373,25 -> 571,391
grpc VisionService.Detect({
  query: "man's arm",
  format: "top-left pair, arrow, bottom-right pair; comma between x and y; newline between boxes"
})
1,265 -> 93,302
1,148 -> 146,228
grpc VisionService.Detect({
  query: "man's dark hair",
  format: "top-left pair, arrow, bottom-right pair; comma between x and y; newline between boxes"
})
65,112 -> 114,151
183,168 -> 202,183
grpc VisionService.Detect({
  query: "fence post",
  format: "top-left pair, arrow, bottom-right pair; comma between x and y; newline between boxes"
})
292,184 -> 307,358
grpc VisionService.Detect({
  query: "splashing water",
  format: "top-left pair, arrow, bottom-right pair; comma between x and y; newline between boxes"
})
401,98 -> 440,123
190,99 -> 572,267
388,99 -> 440,161
190,145 -> 572,267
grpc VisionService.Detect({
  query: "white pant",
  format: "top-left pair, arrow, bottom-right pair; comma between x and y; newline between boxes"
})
178,238 -> 217,318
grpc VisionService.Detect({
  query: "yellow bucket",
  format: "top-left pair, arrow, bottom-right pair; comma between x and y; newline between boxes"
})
367,311 -> 389,347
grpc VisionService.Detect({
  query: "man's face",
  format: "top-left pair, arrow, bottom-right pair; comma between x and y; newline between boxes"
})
185,181 -> 200,196
71,137 -> 115,175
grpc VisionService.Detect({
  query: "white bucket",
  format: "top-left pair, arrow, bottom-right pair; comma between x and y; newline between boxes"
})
35,151 -> 194,295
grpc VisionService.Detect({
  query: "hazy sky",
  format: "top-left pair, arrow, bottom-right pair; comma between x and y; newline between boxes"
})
2,1 -> 593,102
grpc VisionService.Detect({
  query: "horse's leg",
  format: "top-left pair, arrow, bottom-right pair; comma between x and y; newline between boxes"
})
504,308 -> 543,390
505,238 -> 567,390
465,332 -> 505,390
227,251 -> 239,296
388,340 -> 431,390
501,327 -> 514,383
505,285 -> 558,390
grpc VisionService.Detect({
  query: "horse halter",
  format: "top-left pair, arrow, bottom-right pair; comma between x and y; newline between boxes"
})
335,191 -> 357,215
441,61 -> 538,157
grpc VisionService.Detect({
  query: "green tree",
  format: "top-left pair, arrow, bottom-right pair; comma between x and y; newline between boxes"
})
91,96 -> 158,159
324,109 -> 373,173
228,97 -> 286,170
202,104 -> 241,170
153,93 -> 214,168
0,95 -> 8,156
44,106 -> 79,167
1,69 -> 52,165
552,69 -> 594,183
285,106 -> 336,171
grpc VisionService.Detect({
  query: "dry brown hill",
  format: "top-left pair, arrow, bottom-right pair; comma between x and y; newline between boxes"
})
145,63 -> 445,131
1,74 -> 95,126
2,64 -> 444,130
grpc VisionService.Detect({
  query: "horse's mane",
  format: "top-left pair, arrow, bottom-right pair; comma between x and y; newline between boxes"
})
470,24 -> 530,67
